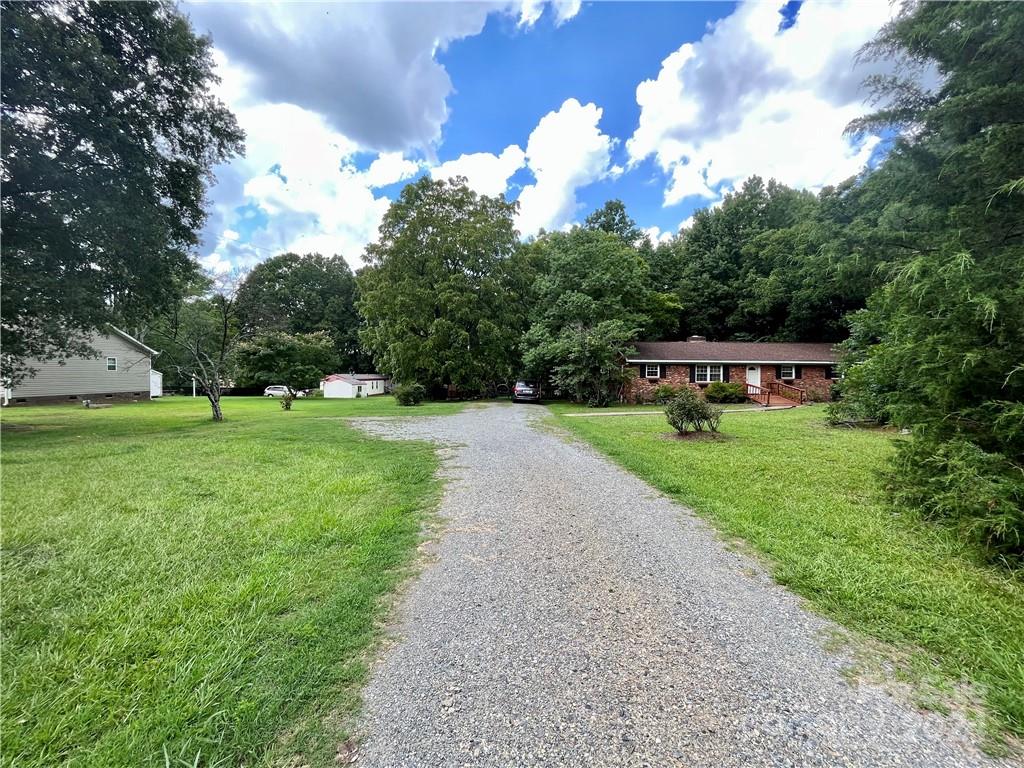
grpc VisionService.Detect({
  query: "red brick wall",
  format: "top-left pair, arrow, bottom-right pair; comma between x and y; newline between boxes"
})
628,364 -> 691,403
761,365 -> 834,401
626,363 -> 835,403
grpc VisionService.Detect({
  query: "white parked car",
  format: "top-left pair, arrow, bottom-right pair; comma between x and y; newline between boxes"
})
263,385 -> 291,397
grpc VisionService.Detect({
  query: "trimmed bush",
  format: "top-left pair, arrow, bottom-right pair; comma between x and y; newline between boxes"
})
279,392 -> 294,411
393,383 -> 426,406
651,383 -> 682,404
704,381 -> 746,404
665,388 -> 723,434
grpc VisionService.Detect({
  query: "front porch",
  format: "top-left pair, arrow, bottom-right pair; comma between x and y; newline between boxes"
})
745,380 -> 807,407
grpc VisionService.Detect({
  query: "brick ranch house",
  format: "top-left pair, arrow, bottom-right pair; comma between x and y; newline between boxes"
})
625,337 -> 840,405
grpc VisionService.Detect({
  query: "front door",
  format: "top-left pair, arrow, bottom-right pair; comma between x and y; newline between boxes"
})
745,365 -> 761,388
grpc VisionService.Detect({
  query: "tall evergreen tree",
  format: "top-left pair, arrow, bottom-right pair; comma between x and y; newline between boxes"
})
835,1 -> 1024,559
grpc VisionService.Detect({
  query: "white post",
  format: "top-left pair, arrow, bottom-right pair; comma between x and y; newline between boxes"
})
192,376 -> 196,398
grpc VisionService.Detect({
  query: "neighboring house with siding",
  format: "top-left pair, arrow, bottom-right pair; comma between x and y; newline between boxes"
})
625,337 -> 839,405
3,326 -> 162,406
320,373 -> 391,398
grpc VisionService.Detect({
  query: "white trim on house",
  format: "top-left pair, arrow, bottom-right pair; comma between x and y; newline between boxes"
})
644,364 -> 660,379
106,357 -> 117,371
780,364 -> 796,379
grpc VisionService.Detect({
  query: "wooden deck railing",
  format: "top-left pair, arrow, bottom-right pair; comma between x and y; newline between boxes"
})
745,381 -> 808,406
746,383 -> 770,405
767,381 -> 807,404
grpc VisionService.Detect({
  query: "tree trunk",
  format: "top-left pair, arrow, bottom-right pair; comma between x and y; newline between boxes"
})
207,393 -> 223,421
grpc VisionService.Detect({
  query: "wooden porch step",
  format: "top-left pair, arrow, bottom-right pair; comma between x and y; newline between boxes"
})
768,396 -> 801,408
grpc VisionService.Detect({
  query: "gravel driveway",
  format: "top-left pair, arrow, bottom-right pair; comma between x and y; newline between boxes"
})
352,404 -> 1009,768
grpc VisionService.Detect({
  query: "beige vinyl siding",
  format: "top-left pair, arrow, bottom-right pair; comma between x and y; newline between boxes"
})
10,333 -> 152,398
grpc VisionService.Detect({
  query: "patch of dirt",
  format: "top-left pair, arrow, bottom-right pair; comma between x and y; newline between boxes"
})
659,430 -> 732,442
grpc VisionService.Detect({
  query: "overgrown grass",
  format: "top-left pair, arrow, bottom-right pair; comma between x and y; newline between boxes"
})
1,396 -> 463,768
549,404 -> 1024,744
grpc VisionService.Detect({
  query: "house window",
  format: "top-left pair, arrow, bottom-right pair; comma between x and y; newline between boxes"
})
106,357 -> 117,371
780,365 -> 795,379
694,364 -> 723,383
645,364 -> 660,379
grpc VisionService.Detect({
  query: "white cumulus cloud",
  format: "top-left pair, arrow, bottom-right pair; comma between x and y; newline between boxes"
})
627,0 -> 897,206
364,153 -> 423,189
430,98 -> 614,236
200,53 -> 413,271
187,0 -> 583,153
642,226 -> 677,246
516,98 -> 615,235
432,145 -> 527,198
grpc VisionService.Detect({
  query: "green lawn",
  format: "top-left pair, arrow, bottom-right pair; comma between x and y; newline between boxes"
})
553,401 -> 761,415
1,395 -> 463,768
549,404 -> 1024,744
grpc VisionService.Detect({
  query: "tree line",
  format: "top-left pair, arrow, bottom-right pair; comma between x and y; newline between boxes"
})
2,1 -> 1020,560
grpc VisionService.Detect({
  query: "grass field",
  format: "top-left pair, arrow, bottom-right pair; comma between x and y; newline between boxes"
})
555,401 -> 762,415
1,395 -> 463,768
549,404 -> 1024,745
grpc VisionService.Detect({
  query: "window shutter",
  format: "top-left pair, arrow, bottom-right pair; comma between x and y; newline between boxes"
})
722,366 -> 730,382
689,364 -> 696,382
659,365 -> 665,379
824,365 -> 833,379
796,365 -> 803,379
775,365 -> 782,378
638,364 -> 646,377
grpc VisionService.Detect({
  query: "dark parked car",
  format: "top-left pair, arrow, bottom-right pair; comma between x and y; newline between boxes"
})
511,380 -> 542,403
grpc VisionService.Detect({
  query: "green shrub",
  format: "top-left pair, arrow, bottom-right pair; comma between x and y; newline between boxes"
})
704,381 -> 746,404
651,383 -> 682,404
886,433 -> 1024,563
279,392 -> 294,411
393,383 -> 426,406
665,388 -> 723,434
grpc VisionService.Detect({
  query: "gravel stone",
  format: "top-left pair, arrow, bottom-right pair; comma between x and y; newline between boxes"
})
351,404 -> 1013,768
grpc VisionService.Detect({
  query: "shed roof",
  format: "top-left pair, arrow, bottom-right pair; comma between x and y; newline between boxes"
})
322,373 -> 389,384
627,341 -> 838,364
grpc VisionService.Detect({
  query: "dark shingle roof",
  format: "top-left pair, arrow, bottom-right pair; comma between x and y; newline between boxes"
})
627,341 -> 838,364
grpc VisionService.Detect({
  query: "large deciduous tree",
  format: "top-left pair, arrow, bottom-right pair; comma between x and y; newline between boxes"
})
357,177 -> 529,396
835,1 -> 1024,560
154,277 -> 242,422
235,252 -> 364,371
0,0 -> 243,385
584,199 -> 643,245
522,228 -> 653,406
235,331 -> 339,392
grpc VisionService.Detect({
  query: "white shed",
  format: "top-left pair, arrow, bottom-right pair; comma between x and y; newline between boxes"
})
322,373 -> 391,398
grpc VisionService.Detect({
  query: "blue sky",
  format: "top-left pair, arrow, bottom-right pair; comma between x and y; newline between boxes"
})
184,1 -> 896,273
